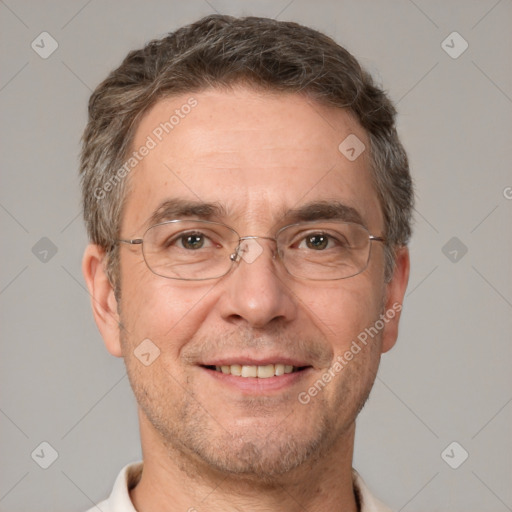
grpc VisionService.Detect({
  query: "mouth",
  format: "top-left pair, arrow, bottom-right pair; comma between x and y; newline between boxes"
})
203,364 -> 310,378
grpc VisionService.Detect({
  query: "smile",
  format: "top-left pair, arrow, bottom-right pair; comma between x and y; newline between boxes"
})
206,364 -> 307,378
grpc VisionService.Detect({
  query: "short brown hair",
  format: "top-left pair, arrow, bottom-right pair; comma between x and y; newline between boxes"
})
80,14 -> 413,291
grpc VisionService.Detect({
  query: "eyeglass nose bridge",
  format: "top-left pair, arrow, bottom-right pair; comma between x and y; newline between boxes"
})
229,235 -> 279,264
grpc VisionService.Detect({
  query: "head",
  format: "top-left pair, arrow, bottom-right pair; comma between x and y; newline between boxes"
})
82,15 -> 413,483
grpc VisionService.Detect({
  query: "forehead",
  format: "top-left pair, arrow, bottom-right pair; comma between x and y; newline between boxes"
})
121,87 -> 383,234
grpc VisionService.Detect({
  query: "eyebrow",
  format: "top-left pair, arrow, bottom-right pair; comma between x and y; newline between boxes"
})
146,198 -> 228,227
144,198 -> 365,230
283,200 -> 365,226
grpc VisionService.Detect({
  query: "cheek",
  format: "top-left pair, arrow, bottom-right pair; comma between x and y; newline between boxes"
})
119,272 -> 216,357
303,277 -> 384,352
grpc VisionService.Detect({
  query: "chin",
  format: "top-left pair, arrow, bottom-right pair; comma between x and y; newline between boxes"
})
189,430 -> 326,483
161,402 -> 344,484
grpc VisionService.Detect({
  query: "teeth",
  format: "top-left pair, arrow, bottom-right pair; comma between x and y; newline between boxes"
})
213,364 -> 299,377
230,364 -> 242,376
257,364 -> 274,378
242,365 -> 258,377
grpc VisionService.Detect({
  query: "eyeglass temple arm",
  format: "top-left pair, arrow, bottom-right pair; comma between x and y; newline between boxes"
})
117,238 -> 143,245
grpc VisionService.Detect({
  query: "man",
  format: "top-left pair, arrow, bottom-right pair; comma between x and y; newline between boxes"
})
81,14 -> 412,512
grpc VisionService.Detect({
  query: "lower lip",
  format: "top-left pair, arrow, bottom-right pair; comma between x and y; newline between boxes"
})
201,367 -> 312,393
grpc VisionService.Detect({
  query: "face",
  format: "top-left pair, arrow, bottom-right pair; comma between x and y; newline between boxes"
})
87,86 -> 409,481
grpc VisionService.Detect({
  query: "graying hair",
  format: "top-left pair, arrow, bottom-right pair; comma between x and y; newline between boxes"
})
80,14 -> 413,292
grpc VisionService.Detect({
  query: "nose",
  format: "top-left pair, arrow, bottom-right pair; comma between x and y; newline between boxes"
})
218,237 -> 298,329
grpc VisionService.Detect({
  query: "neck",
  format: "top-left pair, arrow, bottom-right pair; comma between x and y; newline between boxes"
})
130,411 -> 359,512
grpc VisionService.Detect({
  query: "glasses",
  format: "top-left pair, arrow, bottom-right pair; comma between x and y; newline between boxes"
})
117,219 -> 385,281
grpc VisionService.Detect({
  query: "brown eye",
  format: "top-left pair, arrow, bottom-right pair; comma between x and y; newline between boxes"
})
180,234 -> 205,250
305,234 -> 329,250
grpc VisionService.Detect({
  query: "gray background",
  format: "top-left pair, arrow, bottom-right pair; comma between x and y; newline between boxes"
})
0,0 -> 511,510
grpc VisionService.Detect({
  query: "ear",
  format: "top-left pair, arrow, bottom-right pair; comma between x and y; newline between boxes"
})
82,244 -> 123,357
381,246 -> 410,354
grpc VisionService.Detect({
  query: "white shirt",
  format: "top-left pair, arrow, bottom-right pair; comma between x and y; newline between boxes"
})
86,462 -> 393,512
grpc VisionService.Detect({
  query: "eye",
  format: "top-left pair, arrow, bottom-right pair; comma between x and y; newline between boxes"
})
179,233 -> 206,250
169,231 -> 217,250
297,232 -> 348,251
303,234 -> 329,250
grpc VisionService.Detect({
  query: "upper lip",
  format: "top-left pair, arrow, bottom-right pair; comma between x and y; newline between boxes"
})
200,355 -> 311,367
